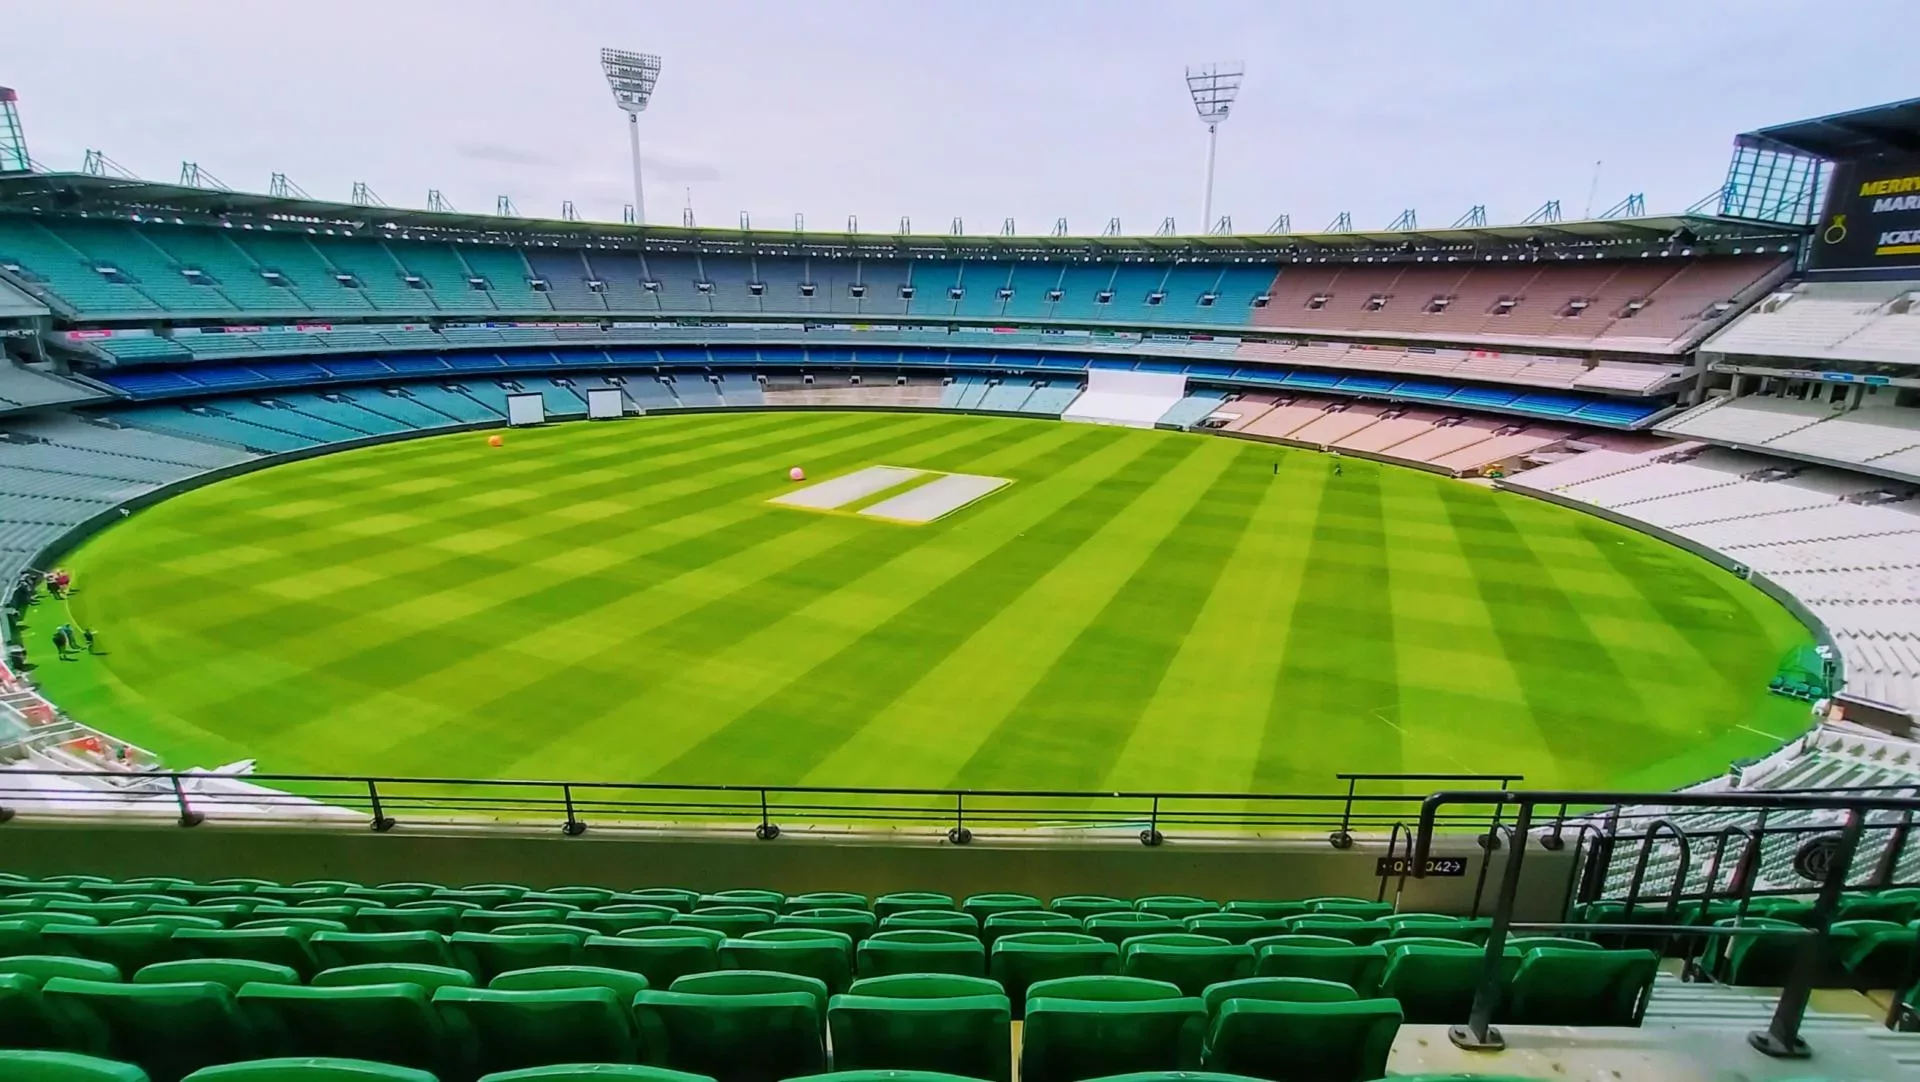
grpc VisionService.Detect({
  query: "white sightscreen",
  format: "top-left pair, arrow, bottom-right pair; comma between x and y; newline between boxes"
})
506,393 -> 546,426
587,388 -> 625,420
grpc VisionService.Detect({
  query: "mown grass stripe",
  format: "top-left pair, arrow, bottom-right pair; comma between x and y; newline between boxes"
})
1254,458 -> 1401,791
950,441 -> 1263,790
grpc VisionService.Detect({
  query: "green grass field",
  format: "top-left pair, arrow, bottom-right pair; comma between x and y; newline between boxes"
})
23,411 -> 1814,795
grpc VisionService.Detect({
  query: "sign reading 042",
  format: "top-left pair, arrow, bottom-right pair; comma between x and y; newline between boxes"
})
1375,855 -> 1468,878
1812,153 -> 1920,274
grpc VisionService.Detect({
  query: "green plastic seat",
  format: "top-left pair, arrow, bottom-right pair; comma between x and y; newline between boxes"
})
490,965 -> 649,1000
1049,897 -> 1132,921
567,911 -> 676,937
183,1057 -> 437,1082
1134,897 -> 1219,920
782,893 -> 869,915
1027,975 -> 1183,1002
988,932 -> 1120,1019
979,912 -> 1078,949
437,986 -> 637,1077
207,881 -> 277,894
776,909 -> 879,944
157,905 -> 255,929
582,935 -> 720,989
1380,916 -> 1489,942
310,964 -> 475,993
42,977 -> 254,1082
492,923 -> 591,941
112,916 -> 225,934
310,932 -> 455,971
668,969 -> 829,1017
873,894 -> 955,920
236,982 -> 447,1074
0,1050 -> 152,1082
697,890 -> 784,910
452,932 -> 582,981
622,890 -> 700,914
1306,899 -> 1394,920
14,911 -> 104,931
1838,923 -> 1919,989
44,926 -> 188,975
354,908 -> 465,936
828,991 -> 1011,1082
135,961 -> 298,992
344,886 -> 436,907
1119,935 -> 1253,997
436,887 -> 525,907
1083,913 -> 1181,947
1180,914 -> 1291,946
528,887 -> 617,907
877,911 -> 978,934
246,904 -> 358,926
1375,943 -> 1499,1024
235,920 -> 350,937
474,1067 -> 716,1082
846,974 -> 1004,999
1021,993 -> 1205,1082
461,909 -> 571,934
673,908 -> 777,939
0,954 -> 123,983
1200,997 -> 1402,1082
61,903 -> 154,924
1285,919 -> 1390,946
719,930 -> 854,993
1837,892 -> 1918,925
498,902 -> 581,917
633,988 -> 824,1082
1200,976 -> 1358,1014
1710,917 -> 1808,986
172,929 -> 319,980
403,899 -> 480,914
1507,936 -> 1600,954
1505,947 -> 1659,1026
857,930 -> 985,978
1253,939 -> 1388,996
962,895 -> 1042,922
0,972 -> 67,1050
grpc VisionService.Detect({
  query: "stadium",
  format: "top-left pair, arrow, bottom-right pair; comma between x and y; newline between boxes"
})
0,39 -> 1915,1082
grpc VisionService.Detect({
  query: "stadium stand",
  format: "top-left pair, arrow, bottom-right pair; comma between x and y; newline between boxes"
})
1703,279 -> 1920,364
1658,392 -> 1920,483
0,870 -> 1910,1082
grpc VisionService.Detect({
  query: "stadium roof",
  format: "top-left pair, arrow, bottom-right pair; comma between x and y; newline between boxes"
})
1739,97 -> 1920,160
0,171 -> 1801,260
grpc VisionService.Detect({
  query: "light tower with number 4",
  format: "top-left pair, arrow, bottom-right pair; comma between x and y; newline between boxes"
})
1185,63 -> 1244,233
600,48 -> 663,225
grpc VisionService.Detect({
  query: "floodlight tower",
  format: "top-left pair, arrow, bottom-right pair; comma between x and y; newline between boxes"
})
1184,63 -> 1243,232
600,48 -> 663,225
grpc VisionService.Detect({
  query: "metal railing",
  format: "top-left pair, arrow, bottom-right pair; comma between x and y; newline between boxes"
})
1412,788 -> 1920,1060
0,767 -> 1524,845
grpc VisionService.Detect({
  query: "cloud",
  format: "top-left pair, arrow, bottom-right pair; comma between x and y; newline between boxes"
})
455,143 -> 558,168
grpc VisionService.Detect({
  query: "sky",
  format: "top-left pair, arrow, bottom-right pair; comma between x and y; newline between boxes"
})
3,0 -> 1910,236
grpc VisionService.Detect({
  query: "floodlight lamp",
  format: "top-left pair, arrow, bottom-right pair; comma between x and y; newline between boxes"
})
601,48 -> 663,115
1185,63 -> 1244,124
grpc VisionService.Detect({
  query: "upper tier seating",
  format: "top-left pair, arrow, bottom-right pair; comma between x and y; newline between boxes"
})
1704,279 -> 1920,365
0,216 -> 1780,351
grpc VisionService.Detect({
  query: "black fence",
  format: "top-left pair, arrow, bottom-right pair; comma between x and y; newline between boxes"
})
0,768 -> 1520,845
1411,786 -> 1920,1059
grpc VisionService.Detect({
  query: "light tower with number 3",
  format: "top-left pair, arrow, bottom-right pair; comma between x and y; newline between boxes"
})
600,48 -> 663,225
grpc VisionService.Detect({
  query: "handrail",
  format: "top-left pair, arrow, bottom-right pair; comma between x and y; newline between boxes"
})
1411,787 -> 1920,1061
0,767 -> 1522,845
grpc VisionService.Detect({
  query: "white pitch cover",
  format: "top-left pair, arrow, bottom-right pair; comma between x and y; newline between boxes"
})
506,393 -> 546,427
587,388 -> 625,420
1062,367 -> 1187,428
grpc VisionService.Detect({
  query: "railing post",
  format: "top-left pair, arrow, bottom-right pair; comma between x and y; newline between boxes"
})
755,788 -> 779,840
1468,802 -> 1506,918
170,774 -> 202,828
949,792 -> 972,845
1330,776 -> 1358,849
1749,808 -> 1864,1059
1450,804 -> 1532,1052
561,784 -> 586,836
1141,795 -> 1163,847
367,779 -> 394,832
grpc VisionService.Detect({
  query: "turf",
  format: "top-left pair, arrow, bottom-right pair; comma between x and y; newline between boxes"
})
23,411 -> 1815,794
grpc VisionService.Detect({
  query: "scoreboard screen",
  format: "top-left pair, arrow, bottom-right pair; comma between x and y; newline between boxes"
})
1810,153 -> 1920,274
